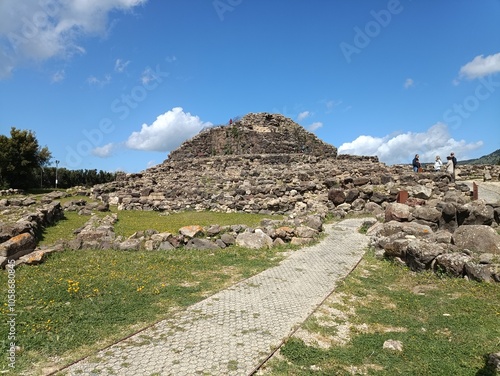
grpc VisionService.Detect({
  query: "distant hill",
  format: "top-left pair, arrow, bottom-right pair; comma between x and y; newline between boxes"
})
459,149 -> 500,165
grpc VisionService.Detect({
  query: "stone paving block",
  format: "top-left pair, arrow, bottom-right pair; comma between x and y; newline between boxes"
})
56,218 -> 368,376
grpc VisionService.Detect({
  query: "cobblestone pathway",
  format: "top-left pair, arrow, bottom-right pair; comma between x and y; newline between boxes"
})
462,180 -> 500,204
55,218 -> 369,376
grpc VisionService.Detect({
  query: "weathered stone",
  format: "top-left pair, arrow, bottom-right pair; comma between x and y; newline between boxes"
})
185,238 -> 220,250
328,189 -> 345,205
0,233 -> 36,258
434,253 -> 472,277
413,206 -> 441,223
179,225 -> 204,238
464,263 -> 496,283
118,239 -> 141,251
351,198 -> 365,211
453,225 -> 500,254
405,240 -> 446,271
158,241 -> 175,250
236,231 -> 273,249
353,177 -> 370,187
215,239 -> 227,248
385,203 -> 412,222
290,237 -> 314,246
206,225 -> 222,236
303,215 -> 323,232
461,202 -> 495,226
275,226 -> 294,241
379,238 -> 412,258
220,233 -> 236,245
344,189 -> 359,203
295,226 -> 318,239
411,185 -> 433,199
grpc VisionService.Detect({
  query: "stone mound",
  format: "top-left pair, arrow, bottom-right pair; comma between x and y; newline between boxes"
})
167,112 -> 337,160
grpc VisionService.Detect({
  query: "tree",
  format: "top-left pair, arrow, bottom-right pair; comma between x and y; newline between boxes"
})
0,127 -> 51,189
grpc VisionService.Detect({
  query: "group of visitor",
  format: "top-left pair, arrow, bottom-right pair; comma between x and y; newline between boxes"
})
412,152 -> 457,181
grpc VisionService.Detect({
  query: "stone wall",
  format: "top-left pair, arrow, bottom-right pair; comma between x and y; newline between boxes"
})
91,153 -> 388,215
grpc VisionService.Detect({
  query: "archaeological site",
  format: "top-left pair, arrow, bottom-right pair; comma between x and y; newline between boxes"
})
1,112 -> 499,282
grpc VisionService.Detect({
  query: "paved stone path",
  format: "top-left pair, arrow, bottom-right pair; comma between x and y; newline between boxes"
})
56,218 -> 369,376
462,180 -> 500,204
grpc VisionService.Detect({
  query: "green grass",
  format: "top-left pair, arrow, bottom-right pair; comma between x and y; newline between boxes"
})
1,205 -> 285,374
0,245 -> 288,374
263,250 -> 500,376
37,199 -> 275,245
111,209 -> 274,237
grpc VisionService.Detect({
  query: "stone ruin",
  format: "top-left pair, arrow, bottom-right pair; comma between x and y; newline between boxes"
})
167,112 -> 338,160
1,112 -> 499,282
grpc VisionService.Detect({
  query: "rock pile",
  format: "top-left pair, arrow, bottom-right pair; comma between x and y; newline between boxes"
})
60,213 -> 324,252
168,112 -> 338,160
91,153 -> 383,216
367,191 -> 500,282
0,199 -> 64,267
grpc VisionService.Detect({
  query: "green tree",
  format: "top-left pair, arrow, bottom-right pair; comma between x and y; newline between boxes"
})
0,127 -> 51,189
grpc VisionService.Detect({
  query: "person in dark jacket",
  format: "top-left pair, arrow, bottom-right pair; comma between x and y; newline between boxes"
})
412,154 -> 421,172
450,152 -> 457,180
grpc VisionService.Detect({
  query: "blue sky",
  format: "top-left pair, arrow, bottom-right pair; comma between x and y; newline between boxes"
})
1,0 -> 499,173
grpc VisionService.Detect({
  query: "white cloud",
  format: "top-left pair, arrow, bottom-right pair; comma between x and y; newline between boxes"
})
92,143 -> 115,157
338,123 -> 483,165
459,52 -> 500,80
126,107 -> 212,152
308,122 -> 323,132
0,0 -> 147,79
404,78 -> 414,89
297,111 -> 310,121
87,74 -> 111,86
114,58 -> 130,72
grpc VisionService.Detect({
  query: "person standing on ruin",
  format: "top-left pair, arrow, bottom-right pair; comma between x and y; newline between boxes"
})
434,155 -> 443,171
445,155 -> 454,181
451,152 -> 457,180
412,154 -> 421,172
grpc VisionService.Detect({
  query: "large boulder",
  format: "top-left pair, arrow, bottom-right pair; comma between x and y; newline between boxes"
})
413,206 -> 441,223
328,189 -> 346,205
385,203 -> 412,222
236,230 -> 273,249
460,202 -> 495,226
453,225 -> 500,254
405,240 -> 447,272
433,253 -> 472,277
0,232 -> 37,260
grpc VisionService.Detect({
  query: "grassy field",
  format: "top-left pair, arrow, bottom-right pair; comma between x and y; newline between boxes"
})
1,205 -> 287,375
2,200 -> 500,375
260,250 -> 500,376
